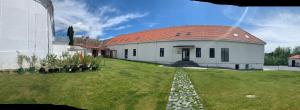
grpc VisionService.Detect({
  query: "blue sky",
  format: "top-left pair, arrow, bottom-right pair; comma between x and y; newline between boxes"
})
53,0 -> 300,52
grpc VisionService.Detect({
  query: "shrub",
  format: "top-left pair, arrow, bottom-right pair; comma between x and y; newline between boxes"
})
28,54 -> 38,73
91,58 -> 101,71
16,51 -> 30,74
38,52 -> 102,74
39,58 -> 48,74
81,55 -> 93,71
46,54 -> 59,69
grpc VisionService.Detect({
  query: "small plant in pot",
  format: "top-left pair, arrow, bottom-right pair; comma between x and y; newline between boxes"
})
81,55 -> 93,72
39,59 -> 47,74
16,51 -> 29,74
61,52 -> 72,72
70,53 -> 81,73
91,58 -> 100,71
28,54 -> 38,73
46,54 -> 59,73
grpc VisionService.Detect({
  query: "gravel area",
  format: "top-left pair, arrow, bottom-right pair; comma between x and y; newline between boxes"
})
167,68 -> 204,110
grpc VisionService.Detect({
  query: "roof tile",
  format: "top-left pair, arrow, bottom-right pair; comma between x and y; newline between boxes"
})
104,25 -> 266,46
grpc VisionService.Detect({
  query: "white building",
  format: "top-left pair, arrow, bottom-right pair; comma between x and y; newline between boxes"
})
0,0 -> 54,70
288,55 -> 300,67
103,26 -> 266,70
52,38 -> 86,58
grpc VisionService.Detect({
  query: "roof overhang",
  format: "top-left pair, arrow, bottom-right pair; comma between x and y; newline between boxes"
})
173,45 -> 195,48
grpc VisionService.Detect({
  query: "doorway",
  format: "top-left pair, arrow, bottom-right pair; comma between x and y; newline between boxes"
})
182,48 -> 190,61
235,64 -> 239,70
292,60 -> 296,67
110,50 -> 117,58
92,49 -> 98,57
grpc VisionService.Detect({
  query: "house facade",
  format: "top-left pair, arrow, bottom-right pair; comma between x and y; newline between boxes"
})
104,26 -> 266,70
288,55 -> 300,67
0,0 -> 54,70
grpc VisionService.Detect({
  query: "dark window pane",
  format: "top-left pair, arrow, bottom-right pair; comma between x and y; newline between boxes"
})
196,48 -> 201,58
133,49 -> 136,56
221,48 -> 229,62
210,48 -> 215,58
160,48 -> 164,57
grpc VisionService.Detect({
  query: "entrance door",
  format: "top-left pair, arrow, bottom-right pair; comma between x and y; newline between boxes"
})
92,49 -> 98,57
235,64 -> 239,70
292,60 -> 296,67
111,50 -> 117,58
182,48 -> 190,61
124,49 -> 128,59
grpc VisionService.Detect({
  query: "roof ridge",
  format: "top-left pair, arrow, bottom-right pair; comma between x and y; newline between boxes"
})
105,25 -> 266,46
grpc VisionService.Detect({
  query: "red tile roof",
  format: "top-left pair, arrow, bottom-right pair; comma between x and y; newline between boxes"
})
289,54 -> 300,59
104,25 -> 266,46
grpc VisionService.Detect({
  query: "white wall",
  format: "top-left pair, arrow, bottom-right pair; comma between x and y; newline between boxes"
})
0,0 -> 54,70
108,40 -> 265,69
53,44 -> 69,57
288,59 -> 300,67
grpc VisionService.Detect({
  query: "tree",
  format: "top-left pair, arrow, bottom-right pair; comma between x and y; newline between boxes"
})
264,46 -> 291,65
292,46 -> 300,54
67,26 -> 74,45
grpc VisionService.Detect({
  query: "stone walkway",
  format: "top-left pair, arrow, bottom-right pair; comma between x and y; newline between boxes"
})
167,68 -> 204,110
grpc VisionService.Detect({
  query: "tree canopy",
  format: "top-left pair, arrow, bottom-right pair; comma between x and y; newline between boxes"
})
264,46 -> 300,66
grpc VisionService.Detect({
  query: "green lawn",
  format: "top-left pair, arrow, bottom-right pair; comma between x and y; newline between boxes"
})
1,59 -> 300,110
0,59 -> 175,110
187,69 -> 300,110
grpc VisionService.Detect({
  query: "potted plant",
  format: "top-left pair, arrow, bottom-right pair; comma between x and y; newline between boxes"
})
16,51 -> 30,74
91,57 -> 100,71
39,59 -> 47,74
28,54 -> 38,73
81,55 -> 92,72
46,54 -> 59,73
70,53 -> 80,72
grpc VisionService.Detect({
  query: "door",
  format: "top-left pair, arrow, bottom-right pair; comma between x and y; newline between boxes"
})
182,48 -> 190,61
235,64 -> 239,70
124,49 -> 128,59
92,49 -> 98,57
111,50 -> 117,58
292,60 -> 296,67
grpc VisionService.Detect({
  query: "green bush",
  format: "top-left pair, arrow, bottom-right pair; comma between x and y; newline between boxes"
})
38,53 -> 102,73
46,54 -> 59,69
16,51 -> 30,74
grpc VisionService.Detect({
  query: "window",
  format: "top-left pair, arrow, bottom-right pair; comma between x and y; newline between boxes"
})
133,49 -> 137,56
160,48 -> 164,57
221,48 -> 229,62
209,48 -> 215,58
124,49 -> 128,59
196,48 -> 201,58
245,64 -> 249,70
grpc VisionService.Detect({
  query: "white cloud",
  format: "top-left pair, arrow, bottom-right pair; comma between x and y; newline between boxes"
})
100,36 -> 114,40
110,25 -> 132,30
52,0 -> 147,39
245,11 -> 300,53
223,8 -> 300,52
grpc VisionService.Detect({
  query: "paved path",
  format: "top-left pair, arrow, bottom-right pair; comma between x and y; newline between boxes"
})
167,68 -> 204,110
264,66 -> 300,71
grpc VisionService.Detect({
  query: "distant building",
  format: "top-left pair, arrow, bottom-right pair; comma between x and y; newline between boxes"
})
288,55 -> 300,67
103,25 -> 266,70
0,0 -> 54,70
74,37 -> 101,57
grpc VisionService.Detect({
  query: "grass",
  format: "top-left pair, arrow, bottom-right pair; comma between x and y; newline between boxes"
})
187,69 -> 300,110
1,59 -> 300,110
0,58 -> 175,110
